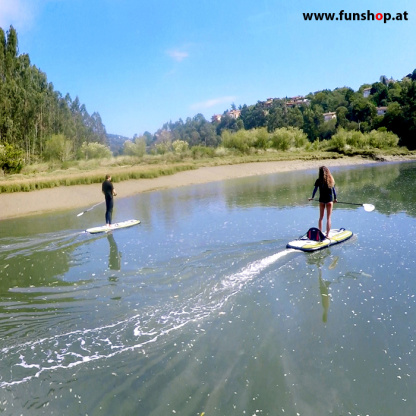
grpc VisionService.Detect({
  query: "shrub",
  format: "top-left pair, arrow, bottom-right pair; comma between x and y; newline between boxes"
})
44,134 -> 73,162
292,128 -> 308,148
270,127 -> 307,150
271,129 -> 290,150
123,138 -> 146,157
329,132 -> 347,151
221,129 -> 252,153
172,140 -> 189,154
329,128 -> 399,151
0,142 -> 24,173
367,130 -> 399,149
214,146 -> 229,157
79,141 -> 112,159
191,145 -> 215,158
253,127 -> 269,149
346,131 -> 366,148
155,141 -> 172,155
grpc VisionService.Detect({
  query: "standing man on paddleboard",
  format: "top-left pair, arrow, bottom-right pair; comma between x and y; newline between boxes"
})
309,166 -> 337,238
102,174 -> 117,227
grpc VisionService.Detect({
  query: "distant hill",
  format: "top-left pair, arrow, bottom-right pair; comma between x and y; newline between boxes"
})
107,134 -> 130,156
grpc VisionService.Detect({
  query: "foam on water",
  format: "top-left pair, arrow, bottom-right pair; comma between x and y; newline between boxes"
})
0,248 -> 295,388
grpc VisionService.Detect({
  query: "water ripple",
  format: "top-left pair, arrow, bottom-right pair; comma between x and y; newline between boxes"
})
0,248 -> 295,388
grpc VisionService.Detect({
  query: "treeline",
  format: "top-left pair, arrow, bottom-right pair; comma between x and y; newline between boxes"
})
1,24 -> 416,175
0,26 -> 107,171
149,70 -> 416,152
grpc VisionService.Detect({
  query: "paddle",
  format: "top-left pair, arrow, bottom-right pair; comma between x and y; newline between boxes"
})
336,201 -> 375,212
310,199 -> 375,212
77,201 -> 104,217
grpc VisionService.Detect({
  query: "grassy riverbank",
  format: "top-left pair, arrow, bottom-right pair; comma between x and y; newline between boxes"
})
1,147 -> 415,194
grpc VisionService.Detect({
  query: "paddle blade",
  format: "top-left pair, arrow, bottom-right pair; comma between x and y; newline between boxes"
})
363,204 -> 375,212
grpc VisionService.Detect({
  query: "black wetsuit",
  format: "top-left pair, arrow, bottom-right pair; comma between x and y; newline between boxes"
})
312,179 -> 337,203
102,179 -> 114,224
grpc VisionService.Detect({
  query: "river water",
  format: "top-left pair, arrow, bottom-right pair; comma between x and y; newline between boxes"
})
0,161 -> 415,416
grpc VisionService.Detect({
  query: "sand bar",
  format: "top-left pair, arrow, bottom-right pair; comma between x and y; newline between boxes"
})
0,156 -> 395,220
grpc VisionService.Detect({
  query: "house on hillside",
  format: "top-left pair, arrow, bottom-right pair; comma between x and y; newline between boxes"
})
226,109 -> 241,119
211,109 -> 241,122
285,96 -> 310,107
363,88 -> 371,98
263,98 -> 275,107
323,112 -> 337,122
377,106 -> 388,116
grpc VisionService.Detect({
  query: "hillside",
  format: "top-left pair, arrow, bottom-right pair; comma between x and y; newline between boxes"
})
1,24 -> 416,176
107,134 -> 130,156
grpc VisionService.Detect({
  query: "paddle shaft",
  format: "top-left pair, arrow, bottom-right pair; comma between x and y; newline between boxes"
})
336,201 -> 363,207
310,199 -> 375,212
77,200 -> 105,216
311,199 -> 361,207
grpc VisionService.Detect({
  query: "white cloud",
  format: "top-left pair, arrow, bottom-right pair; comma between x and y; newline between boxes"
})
0,0 -> 37,30
190,96 -> 237,110
166,49 -> 189,62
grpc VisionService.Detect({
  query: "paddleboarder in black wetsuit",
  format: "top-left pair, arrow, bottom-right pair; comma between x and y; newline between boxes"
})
102,174 -> 117,227
309,166 -> 337,238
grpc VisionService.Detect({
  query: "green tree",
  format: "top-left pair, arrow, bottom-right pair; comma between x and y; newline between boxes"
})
44,134 -> 73,161
287,106 -> 304,129
319,118 -> 337,140
370,82 -> 390,106
216,114 -> 240,136
0,27 -> 6,80
143,131 -> 154,146
397,80 -> 416,149
5,26 -> 17,77
302,108 -> 323,141
266,105 -> 286,131
240,103 -> 266,130
350,97 -> 376,130
336,106 -> 349,128
0,25 -> 107,164
382,102 -> 404,137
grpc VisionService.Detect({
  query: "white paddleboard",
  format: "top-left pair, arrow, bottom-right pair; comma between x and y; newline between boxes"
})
287,228 -> 353,252
86,219 -> 141,234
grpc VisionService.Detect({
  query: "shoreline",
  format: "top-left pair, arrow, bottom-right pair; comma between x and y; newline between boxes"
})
0,156 -> 409,220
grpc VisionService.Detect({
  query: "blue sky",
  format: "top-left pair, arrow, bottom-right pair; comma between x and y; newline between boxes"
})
1,0 -> 415,137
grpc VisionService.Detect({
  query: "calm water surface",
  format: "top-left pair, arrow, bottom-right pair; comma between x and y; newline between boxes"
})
0,162 -> 415,415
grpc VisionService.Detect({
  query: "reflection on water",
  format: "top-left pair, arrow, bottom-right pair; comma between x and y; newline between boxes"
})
305,249 -> 337,323
0,161 -> 416,415
319,271 -> 331,323
107,233 -> 121,270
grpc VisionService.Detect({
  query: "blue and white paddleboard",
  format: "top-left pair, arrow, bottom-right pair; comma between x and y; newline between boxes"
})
287,228 -> 353,252
86,219 -> 141,234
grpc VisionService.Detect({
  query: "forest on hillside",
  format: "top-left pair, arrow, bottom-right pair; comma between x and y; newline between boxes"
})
0,26 -> 107,171
1,24 -> 416,174
155,70 -> 416,152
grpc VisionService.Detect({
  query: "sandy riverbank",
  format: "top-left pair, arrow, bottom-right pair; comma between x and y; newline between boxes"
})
0,156 -> 396,220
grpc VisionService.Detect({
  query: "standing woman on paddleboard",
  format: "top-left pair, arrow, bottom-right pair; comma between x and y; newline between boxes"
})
102,174 -> 117,227
309,166 -> 337,237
